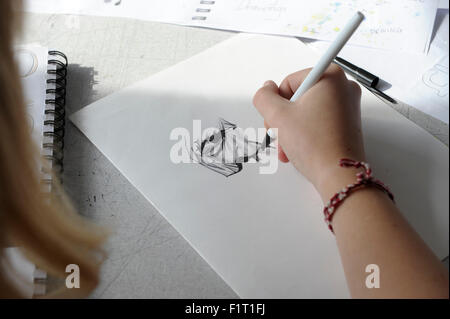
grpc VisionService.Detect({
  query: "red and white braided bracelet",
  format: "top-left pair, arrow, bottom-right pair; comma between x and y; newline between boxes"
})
324,159 -> 395,233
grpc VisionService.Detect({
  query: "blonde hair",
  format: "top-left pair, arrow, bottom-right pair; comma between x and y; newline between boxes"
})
0,0 -> 107,297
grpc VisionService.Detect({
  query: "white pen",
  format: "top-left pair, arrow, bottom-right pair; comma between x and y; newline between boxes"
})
264,12 -> 364,143
290,11 -> 365,102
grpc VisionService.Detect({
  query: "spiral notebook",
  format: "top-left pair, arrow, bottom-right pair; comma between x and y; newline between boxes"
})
71,34 -> 449,298
6,44 -> 68,297
16,45 -> 68,186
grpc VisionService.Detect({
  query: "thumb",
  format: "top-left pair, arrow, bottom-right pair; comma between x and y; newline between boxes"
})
253,80 -> 288,127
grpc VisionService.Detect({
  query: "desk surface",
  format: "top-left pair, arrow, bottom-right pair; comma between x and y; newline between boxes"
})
19,13 -> 448,298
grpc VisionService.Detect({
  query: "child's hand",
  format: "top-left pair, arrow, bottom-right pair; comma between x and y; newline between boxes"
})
254,66 -> 450,300
253,65 -> 365,199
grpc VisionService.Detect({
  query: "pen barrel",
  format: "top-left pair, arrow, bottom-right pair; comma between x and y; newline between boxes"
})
290,11 -> 364,101
334,57 -> 379,88
355,68 -> 379,88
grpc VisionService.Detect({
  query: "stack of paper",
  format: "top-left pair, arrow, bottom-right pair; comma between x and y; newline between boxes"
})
23,0 -> 448,122
23,0 -> 438,53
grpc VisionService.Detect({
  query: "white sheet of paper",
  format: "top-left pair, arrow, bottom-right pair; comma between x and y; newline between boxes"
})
71,34 -> 449,298
11,46 -> 49,297
23,0 -> 438,54
399,53 -> 449,124
15,44 -> 57,187
399,11 -> 449,123
15,45 -> 49,151
22,0 -> 189,24
192,0 -> 439,54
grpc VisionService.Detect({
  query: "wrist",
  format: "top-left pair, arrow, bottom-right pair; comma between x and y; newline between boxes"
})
316,158 -> 396,234
314,164 -> 364,203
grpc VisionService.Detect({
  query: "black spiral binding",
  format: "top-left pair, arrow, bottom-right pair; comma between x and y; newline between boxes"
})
192,0 -> 215,20
43,51 -> 67,183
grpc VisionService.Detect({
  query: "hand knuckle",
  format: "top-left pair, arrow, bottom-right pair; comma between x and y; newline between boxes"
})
328,64 -> 345,77
286,68 -> 312,82
252,88 -> 265,106
349,80 -> 362,96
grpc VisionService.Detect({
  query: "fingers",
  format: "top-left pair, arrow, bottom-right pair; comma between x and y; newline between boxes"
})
279,65 -> 347,100
279,68 -> 312,99
348,79 -> 362,98
253,80 -> 289,127
320,64 -> 347,83
265,119 -> 289,163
